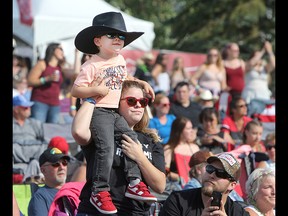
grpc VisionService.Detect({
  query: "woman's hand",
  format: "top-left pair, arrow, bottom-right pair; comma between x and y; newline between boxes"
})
121,134 -> 144,162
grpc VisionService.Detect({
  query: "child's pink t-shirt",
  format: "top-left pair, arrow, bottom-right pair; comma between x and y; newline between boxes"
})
74,54 -> 128,108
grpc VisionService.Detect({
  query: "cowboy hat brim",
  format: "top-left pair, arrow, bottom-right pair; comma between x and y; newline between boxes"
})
75,25 -> 144,54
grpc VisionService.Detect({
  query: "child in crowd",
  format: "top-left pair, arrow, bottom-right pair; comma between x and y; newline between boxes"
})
71,11 -> 156,214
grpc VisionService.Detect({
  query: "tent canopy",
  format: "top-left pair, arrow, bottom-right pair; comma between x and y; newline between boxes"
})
13,0 -> 155,64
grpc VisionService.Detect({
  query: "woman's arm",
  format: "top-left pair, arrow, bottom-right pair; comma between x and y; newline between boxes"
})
71,101 -> 94,145
121,134 -> 166,193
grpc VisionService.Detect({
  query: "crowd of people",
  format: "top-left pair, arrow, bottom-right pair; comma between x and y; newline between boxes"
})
13,11 -> 276,216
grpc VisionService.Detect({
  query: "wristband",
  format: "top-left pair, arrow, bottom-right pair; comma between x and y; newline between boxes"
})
82,97 -> 96,105
70,105 -> 76,111
40,77 -> 46,85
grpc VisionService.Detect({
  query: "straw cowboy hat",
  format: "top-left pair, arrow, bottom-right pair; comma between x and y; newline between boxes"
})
74,11 -> 144,54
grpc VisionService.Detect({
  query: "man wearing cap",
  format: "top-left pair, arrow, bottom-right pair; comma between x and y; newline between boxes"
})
13,94 -> 47,183
28,147 -> 70,216
159,152 -> 249,216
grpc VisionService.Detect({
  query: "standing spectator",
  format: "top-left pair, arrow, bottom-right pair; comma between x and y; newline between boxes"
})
222,42 -> 246,100
197,107 -> 234,154
244,167 -> 275,216
13,94 -> 47,182
164,116 -> 200,186
221,96 -> 253,147
149,92 -> 176,145
151,53 -> 170,95
28,147 -> 70,216
190,47 -> 227,98
27,42 -> 74,123
133,52 -> 155,88
242,41 -> 275,104
159,153 -> 249,216
170,81 -> 202,128
72,12 -> 156,214
170,56 -> 189,91
71,80 -> 166,215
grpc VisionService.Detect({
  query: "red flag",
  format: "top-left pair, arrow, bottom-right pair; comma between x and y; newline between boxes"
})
17,0 -> 33,26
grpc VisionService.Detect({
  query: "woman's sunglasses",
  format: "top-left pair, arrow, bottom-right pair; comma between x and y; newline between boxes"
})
120,97 -> 149,108
106,33 -> 126,41
206,164 -> 234,181
159,103 -> 170,107
266,145 -> 276,150
44,160 -> 68,168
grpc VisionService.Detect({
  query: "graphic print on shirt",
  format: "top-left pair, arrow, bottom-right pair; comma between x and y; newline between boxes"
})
103,65 -> 126,90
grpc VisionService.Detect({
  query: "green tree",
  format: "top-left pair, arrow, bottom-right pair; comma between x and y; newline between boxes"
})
106,0 -> 275,59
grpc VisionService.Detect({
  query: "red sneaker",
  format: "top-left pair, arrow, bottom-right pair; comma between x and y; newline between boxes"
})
90,191 -> 117,214
125,181 -> 157,203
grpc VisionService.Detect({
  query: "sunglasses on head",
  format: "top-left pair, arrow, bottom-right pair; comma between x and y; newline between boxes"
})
120,97 -> 149,108
44,160 -> 68,168
206,164 -> 234,181
266,145 -> 276,150
105,33 -> 126,41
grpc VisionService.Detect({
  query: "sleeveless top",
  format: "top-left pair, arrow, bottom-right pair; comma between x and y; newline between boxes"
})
198,70 -> 224,97
241,69 -> 272,103
225,64 -> 245,93
31,64 -> 63,106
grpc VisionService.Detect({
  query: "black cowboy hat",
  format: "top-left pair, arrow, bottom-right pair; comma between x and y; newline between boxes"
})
74,11 -> 144,54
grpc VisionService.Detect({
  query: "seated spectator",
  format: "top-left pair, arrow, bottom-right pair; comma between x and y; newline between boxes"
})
164,116 -> 200,187
221,96 -> 253,147
244,167 -> 275,215
183,150 -> 243,202
149,92 -> 176,145
262,132 -> 276,171
159,153 -> 249,216
13,94 -> 48,182
197,107 -> 234,154
170,81 -> 202,128
28,147 -> 70,216
194,89 -> 217,109
48,136 -> 84,182
183,150 -> 213,190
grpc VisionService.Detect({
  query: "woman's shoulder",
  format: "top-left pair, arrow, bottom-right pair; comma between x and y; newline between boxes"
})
244,205 -> 262,216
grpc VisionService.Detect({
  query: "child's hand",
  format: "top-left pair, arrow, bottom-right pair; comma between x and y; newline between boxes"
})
90,76 -> 109,97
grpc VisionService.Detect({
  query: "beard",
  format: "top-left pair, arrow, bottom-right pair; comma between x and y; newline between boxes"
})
201,183 -> 214,197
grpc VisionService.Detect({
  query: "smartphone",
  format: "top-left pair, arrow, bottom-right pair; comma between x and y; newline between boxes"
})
211,191 -> 222,208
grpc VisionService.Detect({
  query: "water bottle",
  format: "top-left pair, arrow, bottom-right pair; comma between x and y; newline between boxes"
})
54,70 -> 60,82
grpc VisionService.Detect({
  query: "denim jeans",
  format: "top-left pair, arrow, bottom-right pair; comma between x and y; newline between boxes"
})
31,101 -> 60,123
90,108 -> 141,193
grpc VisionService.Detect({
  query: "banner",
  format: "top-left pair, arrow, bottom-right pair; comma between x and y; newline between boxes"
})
17,0 -> 33,26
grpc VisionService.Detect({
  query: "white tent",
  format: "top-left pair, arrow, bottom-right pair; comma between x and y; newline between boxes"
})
13,0 -> 155,64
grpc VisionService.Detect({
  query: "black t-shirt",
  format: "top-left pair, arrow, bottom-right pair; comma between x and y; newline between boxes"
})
159,188 -> 249,216
170,101 -> 202,128
77,132 -> 165,216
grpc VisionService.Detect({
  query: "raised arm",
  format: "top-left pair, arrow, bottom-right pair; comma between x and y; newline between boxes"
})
127,74 -> 155,101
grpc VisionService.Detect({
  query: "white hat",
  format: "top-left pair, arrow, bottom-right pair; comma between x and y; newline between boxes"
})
200,90 -> 213,100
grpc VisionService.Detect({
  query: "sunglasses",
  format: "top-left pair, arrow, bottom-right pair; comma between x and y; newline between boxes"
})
106,33 -> 126,41
19,106 -> 30,110
120,97 -> 149,108
266,145 -> 276,150
206,164 -> 234,180
44,160 -> 68,168
236,104 -> 247,108
159,103 -> 170,107
208,53 -> 218,57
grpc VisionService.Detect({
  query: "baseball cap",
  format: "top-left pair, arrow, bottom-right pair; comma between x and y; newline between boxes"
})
189,151 -> 213,168
39,147 -> 70,167
48,136 -> 69,155
207,153 -> 240,181
13,94 -> 34,107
